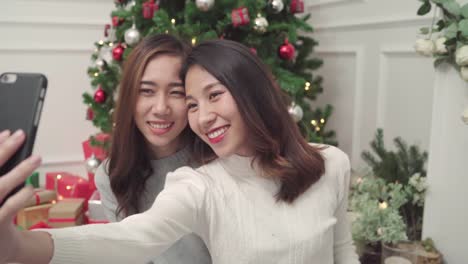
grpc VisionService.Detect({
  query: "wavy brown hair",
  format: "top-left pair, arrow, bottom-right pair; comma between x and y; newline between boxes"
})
107,34 -> 192,217
181,39 -> 326,203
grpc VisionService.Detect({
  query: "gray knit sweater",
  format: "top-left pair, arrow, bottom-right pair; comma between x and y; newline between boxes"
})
94,147 -> 211,264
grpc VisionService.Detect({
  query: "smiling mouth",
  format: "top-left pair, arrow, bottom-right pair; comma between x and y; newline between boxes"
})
147,121 -> 174,135
206,125 -> 229,143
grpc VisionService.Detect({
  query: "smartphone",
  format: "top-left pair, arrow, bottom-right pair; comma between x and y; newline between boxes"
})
0,72 -> 47,206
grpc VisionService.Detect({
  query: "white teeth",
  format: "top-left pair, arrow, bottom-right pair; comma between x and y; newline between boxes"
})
149,123 -> 172,129
208,127 -> 228,139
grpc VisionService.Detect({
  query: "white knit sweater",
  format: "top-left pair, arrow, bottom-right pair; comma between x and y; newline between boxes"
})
47,145 -> 359,264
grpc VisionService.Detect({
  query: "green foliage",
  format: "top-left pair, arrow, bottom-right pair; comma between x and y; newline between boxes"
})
350,175 -> 408,244
416,0 -> 468,81
84,0 -> 337,145
361,129 -> 428,185
352,129 -> 429,245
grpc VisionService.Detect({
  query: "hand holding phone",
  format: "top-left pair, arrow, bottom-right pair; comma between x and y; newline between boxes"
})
0,130 -> 42,263
0,72 -> 47,206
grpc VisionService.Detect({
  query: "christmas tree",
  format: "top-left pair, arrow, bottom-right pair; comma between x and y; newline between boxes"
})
83,0 -> 337,146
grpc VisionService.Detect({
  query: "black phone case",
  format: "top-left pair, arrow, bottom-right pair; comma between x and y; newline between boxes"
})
0,73 -> 47,206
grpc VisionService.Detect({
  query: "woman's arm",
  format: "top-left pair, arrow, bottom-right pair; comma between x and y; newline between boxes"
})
46,173 -> 206,264
0,130 -> 207,264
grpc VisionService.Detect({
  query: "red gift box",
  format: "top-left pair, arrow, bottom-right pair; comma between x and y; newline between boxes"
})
142,0 -> 159,19
290,0 -> 304,14
231,7 -> 250,27
45,172 -> 91,202
82,133 -> 109,161
82,133 -> 110,192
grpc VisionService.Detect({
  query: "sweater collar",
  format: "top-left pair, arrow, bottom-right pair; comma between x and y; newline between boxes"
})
218,154 -> 260,177
150,146 -> 191,167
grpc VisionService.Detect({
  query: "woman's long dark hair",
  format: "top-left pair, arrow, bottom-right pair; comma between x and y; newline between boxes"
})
181,39 -> 325,203
108,34 -> 192,217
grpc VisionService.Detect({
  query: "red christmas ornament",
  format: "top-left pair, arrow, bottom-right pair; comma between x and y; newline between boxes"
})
112,44 -> 125,61
104,24 -> 111,37
290,0 -> 304,14
278,39 -> 295,60
112,16 -> 123,27
143,0 -> 159,19
86,107 -> 94,120
94,88 -> 107,103
231,7 -> 250,27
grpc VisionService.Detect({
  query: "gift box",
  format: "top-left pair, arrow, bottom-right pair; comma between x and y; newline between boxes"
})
24,189 -> 57,208
82,133 -> 110,161
29,221 -> 52,230
16,203 -> 53,230
290,0 -> 304,14
231,7 -> 250,27
26,172 -> 39,188
48,198 -> 85,228
86,190 -> 109,224
142,0 -> 159,19
45,172 -> 91,201
82,133 -> 110,191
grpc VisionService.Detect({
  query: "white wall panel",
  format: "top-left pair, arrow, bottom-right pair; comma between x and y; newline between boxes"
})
377,49 -> 435,151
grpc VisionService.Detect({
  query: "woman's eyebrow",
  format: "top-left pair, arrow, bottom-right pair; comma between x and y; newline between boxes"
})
185,82 -> 220,100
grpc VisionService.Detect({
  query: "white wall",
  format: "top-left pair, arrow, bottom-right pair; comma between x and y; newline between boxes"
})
307,0 -> 435,168
0,0 -> 114,183
307,0 -> 467,262
423,66 -> 468,263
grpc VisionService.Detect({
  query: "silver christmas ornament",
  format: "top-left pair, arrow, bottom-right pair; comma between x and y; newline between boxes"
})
196,0 -> 215,12
270,0 -> 284,13
462,106 -> 468,125
124,24 -> 141,46
100,45 -> 113,64
85,154 -> 102,173
253,16 -> 269,33
288,103 -> 303,122
95,58 -> 107,71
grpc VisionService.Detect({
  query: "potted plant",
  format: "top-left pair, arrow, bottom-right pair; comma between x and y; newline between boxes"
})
350,129 -> 443,263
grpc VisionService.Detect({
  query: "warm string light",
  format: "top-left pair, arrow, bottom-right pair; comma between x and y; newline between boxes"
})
171,18 -> 176,25
191,37 -> 197,45
98,40 -> 104,45
304,82 -> 311,91
109,42 -> 114,47
310,117 -> 327,132
379,201 -> 388,210
94,72 -> 99,77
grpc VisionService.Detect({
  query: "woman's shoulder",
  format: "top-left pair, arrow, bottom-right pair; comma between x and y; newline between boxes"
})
94,158 -> 111,189
309,143 -> 350,169
166,159 -> 222,188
